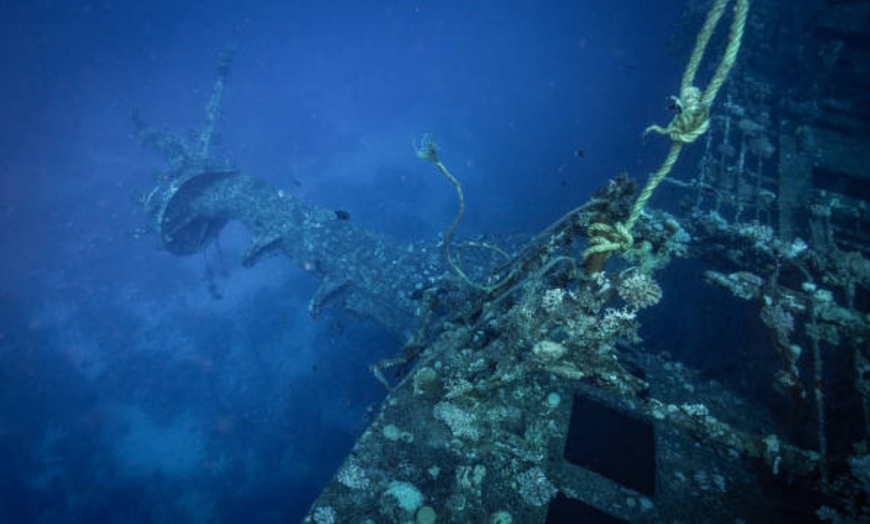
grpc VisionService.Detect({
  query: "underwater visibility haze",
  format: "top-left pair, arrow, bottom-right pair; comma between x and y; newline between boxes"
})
1,0 -> 869,522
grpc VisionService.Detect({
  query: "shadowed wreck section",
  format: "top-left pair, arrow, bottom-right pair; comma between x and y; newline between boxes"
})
134,51 -> 437,336
140,161 -> 432,335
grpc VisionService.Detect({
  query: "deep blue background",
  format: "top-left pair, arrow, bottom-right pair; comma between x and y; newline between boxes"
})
0,1 -> 686,521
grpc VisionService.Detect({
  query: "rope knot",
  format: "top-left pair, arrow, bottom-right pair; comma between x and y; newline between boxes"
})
583,0 -> 747,275
583,221 -> 634,260
671,86 -> 710,143
645,86 -> 710,144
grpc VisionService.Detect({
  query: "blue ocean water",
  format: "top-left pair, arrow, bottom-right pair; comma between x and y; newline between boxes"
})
0,1 -> 687,522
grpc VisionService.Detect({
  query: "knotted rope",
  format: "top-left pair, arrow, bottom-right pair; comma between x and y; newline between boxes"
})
583,0 -> 748,268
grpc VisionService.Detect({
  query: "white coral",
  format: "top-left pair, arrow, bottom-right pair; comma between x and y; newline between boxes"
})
617,272 -> 662,309
433,401 -> 480,441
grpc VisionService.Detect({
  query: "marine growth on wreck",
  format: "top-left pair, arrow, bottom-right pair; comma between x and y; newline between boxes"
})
124,0 -> 870,522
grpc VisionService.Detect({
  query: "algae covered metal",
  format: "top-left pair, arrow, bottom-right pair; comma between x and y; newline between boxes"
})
135,1 -> 870,521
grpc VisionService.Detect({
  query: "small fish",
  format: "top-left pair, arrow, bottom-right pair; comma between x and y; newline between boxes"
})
334,209 -> 351,220
292,177 -> 302,187
553,147 -> 586,182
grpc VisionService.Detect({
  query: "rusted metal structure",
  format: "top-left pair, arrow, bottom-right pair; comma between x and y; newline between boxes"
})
136,2 -> 870,521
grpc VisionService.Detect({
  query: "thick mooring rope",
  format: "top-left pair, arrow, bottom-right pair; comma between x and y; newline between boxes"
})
583,0 -> 748,266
